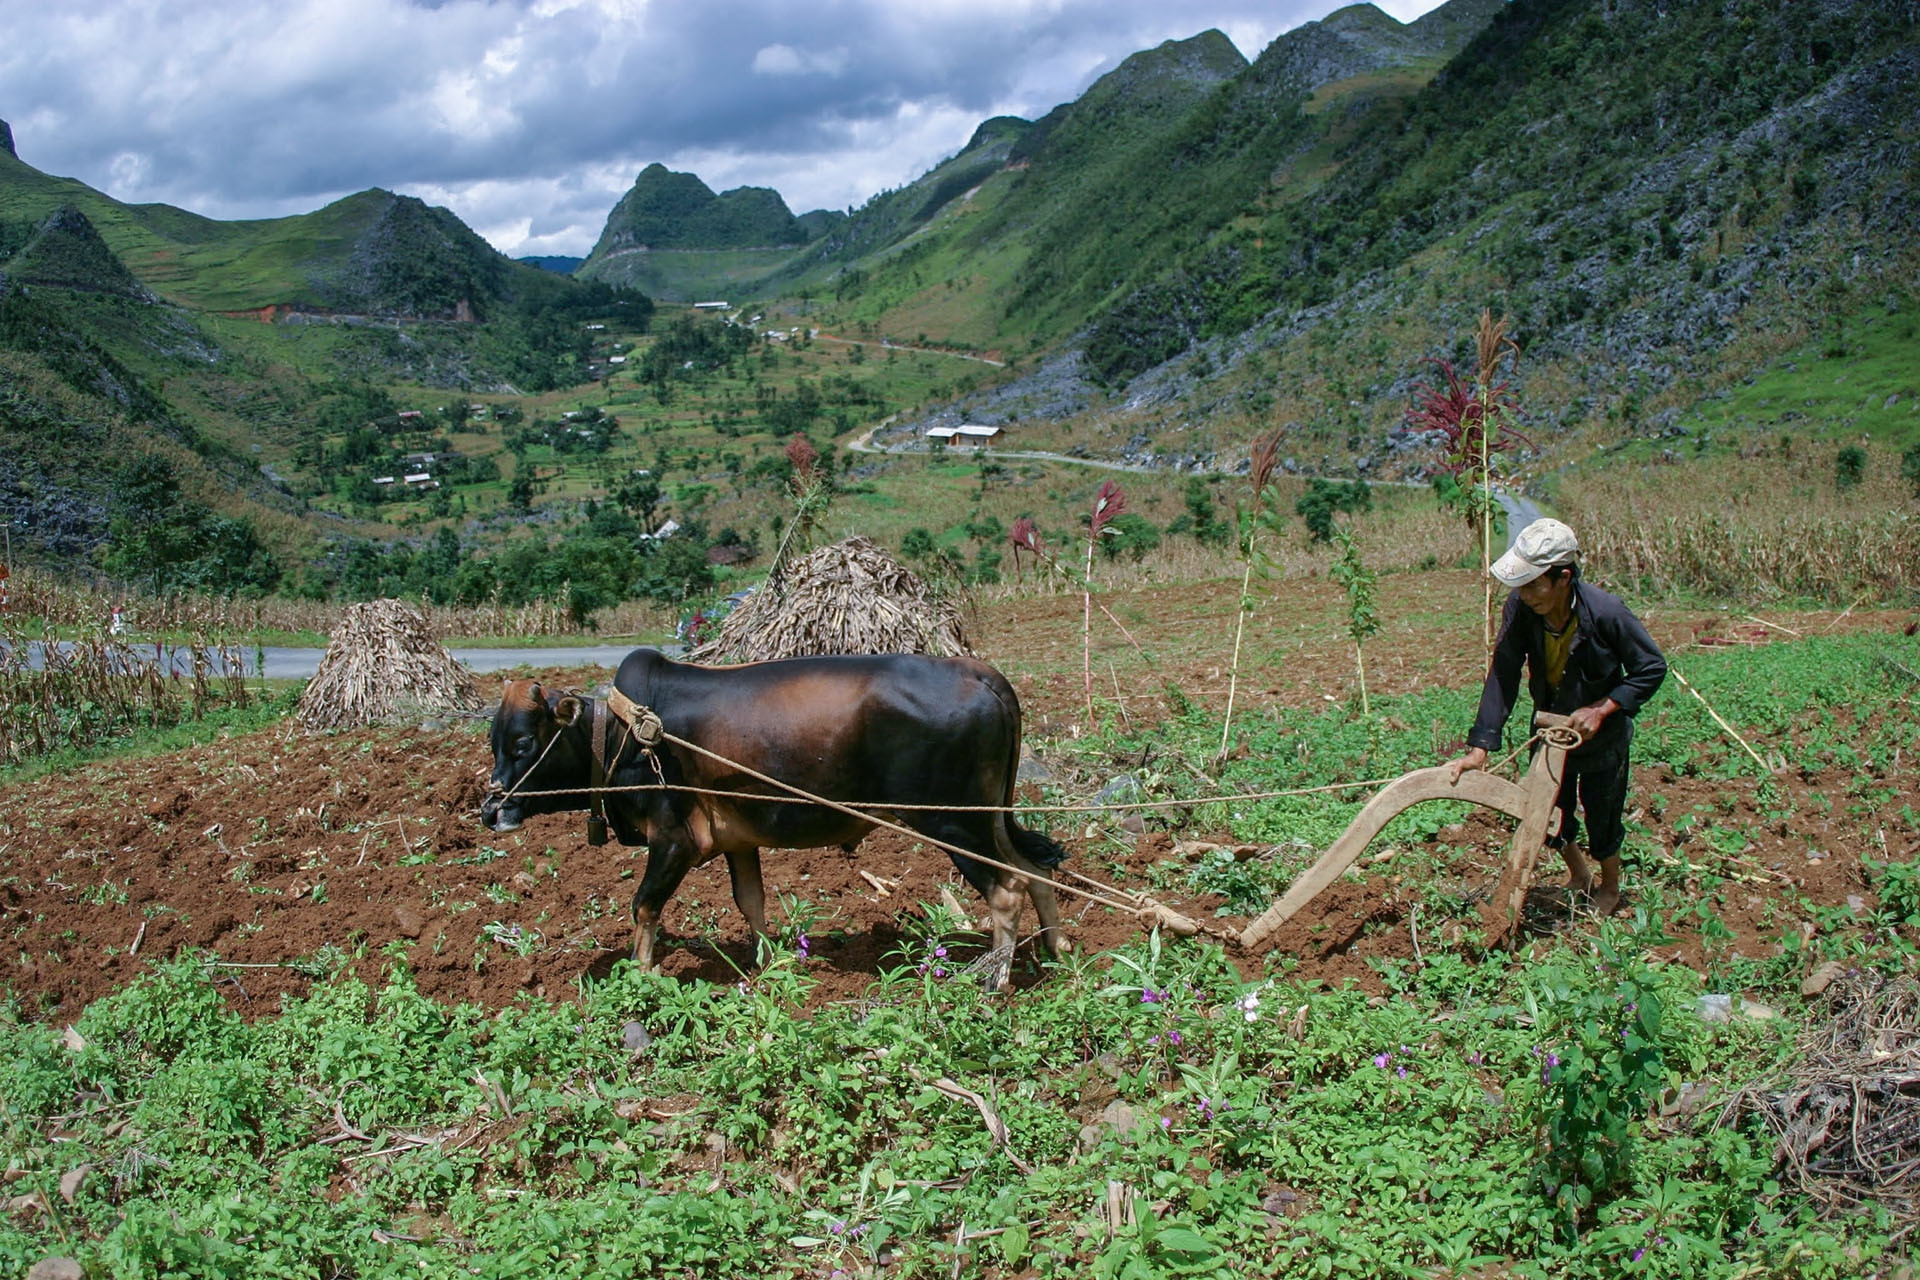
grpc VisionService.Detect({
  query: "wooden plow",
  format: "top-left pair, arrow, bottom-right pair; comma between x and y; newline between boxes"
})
1239,713 -> 1584,954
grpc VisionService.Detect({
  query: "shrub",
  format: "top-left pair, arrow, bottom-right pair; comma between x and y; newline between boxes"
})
1835,445 -> 1866,490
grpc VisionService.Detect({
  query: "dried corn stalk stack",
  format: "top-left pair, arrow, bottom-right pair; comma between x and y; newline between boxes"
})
688,535 -> 972,664
296,599 -> 484,729
1724,971 -> 1920,1241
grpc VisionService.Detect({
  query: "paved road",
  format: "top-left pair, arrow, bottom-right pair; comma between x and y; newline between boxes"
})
4,642 -> 662,681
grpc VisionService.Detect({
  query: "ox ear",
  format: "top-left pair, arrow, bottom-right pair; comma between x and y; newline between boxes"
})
553,695 -> 584,727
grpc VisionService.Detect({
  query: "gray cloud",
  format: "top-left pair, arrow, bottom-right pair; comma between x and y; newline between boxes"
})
1,0 -> 1444,256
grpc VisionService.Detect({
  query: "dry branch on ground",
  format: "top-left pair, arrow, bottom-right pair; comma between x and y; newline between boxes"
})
1725,971 -> 1920,1240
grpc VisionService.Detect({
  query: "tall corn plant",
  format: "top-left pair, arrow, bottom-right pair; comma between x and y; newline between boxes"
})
1328,522 -> 1381,718
1220,433 -> 1284,759
1408,311 -> 1531,654
1083,482 -> 1128,729
1010,490 -> 1129,733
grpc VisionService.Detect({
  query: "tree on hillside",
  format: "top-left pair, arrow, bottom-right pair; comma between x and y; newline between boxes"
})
99,454 -> 278,595
615,471 -> 663,532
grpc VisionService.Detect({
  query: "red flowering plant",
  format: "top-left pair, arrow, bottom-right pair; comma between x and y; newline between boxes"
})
766,434 -> 833,580
1407,311 -> 1533,648
1008,516 -> 1045,578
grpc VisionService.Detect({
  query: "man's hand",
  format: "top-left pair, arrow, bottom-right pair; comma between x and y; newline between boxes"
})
1446,747 -> 1488,783
1567,698 -> 1619,740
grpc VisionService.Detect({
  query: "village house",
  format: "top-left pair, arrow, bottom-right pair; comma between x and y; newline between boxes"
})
925,424 -> 1003,447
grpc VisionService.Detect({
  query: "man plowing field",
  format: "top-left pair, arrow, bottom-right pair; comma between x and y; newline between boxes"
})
1446,518 -> 1668,916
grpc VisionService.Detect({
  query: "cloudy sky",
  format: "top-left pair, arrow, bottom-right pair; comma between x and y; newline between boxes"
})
3,0 -> 1444,259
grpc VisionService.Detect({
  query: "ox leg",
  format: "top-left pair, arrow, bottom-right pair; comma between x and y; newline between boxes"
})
981,874 -> 1025,993
1025,879 -> 1070,960
630,837 -> 697,974
724,849 -> 769,946
994,820 -> 1070,961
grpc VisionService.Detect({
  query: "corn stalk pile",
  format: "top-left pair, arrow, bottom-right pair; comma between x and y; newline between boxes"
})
296,599 -> 483,730
688,536 -> 971,664
1724,971 -> 1920,1240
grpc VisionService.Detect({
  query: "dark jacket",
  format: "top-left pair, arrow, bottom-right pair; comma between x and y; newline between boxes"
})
1468,578 -> 1667,756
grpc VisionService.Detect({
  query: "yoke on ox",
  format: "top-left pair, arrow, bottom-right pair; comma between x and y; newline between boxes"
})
481,648 -> 1071,987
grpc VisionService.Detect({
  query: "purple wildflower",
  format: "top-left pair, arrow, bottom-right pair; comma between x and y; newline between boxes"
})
1374,1052 -> 1392,1069
1397,1065 -> 1408,1079
1632,1248 -> 1644,1263
1167,1030 -> 1182,1046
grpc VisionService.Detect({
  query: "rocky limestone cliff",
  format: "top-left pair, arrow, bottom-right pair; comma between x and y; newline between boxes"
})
5,204 -> 155,300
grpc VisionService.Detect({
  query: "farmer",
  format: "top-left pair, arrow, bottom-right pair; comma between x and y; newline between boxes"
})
1446,518 -> 1667,915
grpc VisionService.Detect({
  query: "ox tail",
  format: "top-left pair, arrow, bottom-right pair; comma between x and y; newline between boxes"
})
1009,821 -> 1069,870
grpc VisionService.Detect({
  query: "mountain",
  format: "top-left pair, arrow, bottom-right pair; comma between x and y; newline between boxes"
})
0,135 -> 613,322
900,0 -> 1919,483
584,164 -> 808,260
3,0 -> 1913,593
520,254 -> 585,274
0,120 -> 652,576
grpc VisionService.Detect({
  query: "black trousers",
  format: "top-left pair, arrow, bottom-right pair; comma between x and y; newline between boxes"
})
1543,723 -> 1633,861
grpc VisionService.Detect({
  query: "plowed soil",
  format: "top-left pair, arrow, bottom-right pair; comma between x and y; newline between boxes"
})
2,572 -> 1912,1021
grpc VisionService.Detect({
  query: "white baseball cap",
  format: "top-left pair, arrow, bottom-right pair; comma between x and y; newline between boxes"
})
1490,517 -> 1579,587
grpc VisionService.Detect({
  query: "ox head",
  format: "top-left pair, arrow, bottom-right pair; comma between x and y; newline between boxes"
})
480,679 -> 586,832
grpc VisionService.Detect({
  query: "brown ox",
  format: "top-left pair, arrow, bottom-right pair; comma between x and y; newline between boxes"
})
480,647 -> 1070,984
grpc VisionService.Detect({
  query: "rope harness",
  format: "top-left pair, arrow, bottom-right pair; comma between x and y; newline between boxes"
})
482,687 -> 1555,947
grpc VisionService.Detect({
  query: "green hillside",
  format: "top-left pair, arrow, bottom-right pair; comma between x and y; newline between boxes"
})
1,0 -> 1914,620
0,136 -> 657,583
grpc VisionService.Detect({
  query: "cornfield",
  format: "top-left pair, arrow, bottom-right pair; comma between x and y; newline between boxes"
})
1560,452 -> 1919,606
0,616 -> 254,767
1,567 -> 672,641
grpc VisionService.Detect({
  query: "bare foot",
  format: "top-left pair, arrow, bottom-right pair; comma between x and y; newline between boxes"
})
1590,886 -> 1623,916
